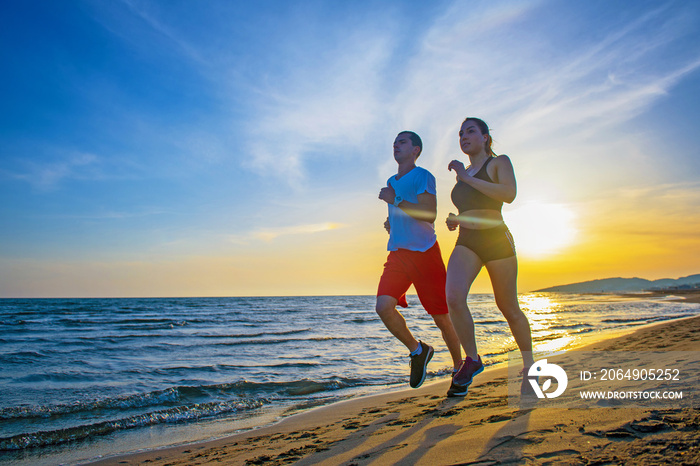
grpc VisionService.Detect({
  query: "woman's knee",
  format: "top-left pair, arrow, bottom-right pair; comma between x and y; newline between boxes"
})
499,304 -> 528,326
445,285 -> 467,310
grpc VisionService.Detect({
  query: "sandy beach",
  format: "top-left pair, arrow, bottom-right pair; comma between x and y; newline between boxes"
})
90,312 -> 700,466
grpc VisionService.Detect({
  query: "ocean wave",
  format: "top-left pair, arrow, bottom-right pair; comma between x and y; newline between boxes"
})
482,348 -> 517,359
476,319 -> 505,326
532,333 -> 566,343
209,337 -> 312,347
199,378 -> 364,397
198,328 -> 311,339
601,313 -> 690,324
348,317 -> 374,324
4,295 -> 697,459
546,323 -> 593,331
1,387 -> 182,420
14,371 -> 100,383
0,398 -> 268,451
3,350 -> 48,361
0,377 -> 362,422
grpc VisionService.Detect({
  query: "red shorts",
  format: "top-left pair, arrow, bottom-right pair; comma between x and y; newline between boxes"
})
377,241 -> 448,315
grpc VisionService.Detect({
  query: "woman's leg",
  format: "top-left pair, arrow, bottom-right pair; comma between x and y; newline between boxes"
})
431,313 -> 463,371
445,245 -> 483,360
485,256 -> 534,368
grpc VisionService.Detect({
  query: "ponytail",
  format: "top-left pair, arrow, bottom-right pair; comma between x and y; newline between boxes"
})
463,117 -> 495,156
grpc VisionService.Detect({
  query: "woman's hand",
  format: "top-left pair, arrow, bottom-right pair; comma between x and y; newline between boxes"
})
446,213 -> 459,231
448,160 -> 468,182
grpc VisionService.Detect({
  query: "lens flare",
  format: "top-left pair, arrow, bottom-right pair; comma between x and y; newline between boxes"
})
504,203 -> 577,258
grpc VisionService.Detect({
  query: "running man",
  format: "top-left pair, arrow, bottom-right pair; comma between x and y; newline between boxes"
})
376,131 -> 463,394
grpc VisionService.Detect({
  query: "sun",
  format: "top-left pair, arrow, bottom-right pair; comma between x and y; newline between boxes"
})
504,202 -> 578,258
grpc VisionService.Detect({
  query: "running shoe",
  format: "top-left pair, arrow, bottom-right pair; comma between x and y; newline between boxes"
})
409,341 -> 434,388
453,355 -> 484,387
447,378 -> 468,397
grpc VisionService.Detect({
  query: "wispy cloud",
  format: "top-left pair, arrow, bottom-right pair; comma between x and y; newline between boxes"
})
115,0 -> 207,64
9,152 -> 100,191
241,21 -> 396,184
408,2 -> 699,143
230,222 -> 346,244
232,1 -> 700,189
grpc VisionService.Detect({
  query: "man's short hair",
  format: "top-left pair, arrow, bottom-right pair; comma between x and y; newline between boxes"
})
399,131 -> 423,157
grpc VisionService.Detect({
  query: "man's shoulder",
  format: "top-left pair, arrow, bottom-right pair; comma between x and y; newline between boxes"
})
391,166 -> 435,186
411,166 -> 435,179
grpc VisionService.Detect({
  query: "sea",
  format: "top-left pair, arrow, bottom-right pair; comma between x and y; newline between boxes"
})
1,293 -> 698,465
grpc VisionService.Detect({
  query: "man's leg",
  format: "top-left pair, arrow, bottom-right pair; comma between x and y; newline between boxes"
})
376,294 -> 433,388
375,295 -> 420,353
409,242 -> 462,371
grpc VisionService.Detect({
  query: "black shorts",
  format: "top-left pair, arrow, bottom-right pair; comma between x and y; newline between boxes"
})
456,223 -> 516,263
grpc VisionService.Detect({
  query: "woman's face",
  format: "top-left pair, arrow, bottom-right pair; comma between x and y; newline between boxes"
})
459,120 -> 487,156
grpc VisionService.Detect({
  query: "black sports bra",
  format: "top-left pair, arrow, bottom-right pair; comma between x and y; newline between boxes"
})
451,157 -> 503,213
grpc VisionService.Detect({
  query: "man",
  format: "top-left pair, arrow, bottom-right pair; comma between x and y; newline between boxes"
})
377,131 -> 463,395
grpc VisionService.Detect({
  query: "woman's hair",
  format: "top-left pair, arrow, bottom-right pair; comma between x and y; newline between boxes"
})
463,117 -> 494,156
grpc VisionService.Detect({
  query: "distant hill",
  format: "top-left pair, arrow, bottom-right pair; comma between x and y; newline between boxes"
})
535,274 -> 700,293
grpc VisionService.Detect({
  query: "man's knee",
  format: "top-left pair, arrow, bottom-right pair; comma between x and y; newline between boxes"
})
375,295 -> 397,317
431,312 -> 452,329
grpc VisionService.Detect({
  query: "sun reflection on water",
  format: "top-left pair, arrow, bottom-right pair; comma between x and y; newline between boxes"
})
520,293 -> 577,353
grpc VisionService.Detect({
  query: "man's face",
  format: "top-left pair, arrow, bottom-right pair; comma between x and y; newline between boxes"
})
393,133 -> 418,163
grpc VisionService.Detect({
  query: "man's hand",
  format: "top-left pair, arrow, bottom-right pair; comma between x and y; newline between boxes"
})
384,217 -> 390,234
379,185 -> 396,204
446,212 -> 459,231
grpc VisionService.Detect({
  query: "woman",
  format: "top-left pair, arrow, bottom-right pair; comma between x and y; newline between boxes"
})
445,117 -> 533,397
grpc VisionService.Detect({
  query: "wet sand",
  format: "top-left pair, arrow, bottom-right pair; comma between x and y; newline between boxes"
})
92,315 -> 700,465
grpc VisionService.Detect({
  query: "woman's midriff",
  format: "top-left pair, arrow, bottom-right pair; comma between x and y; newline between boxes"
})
456,209 -> 504,229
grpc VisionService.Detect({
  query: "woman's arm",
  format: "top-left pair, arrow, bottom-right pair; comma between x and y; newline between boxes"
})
449,155 -> 517,204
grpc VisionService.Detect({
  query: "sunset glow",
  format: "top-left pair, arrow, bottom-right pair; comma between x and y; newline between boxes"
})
1,1 -> 699,297
505,203 -> 578,258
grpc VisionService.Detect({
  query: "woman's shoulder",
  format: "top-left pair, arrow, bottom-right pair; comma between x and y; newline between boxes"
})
492,154 -> 513,167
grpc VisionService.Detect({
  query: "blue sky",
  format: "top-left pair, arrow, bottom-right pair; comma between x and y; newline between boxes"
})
2,0 -> 700,297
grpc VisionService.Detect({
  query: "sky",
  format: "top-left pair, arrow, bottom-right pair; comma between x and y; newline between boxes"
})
1,0 -> 700,298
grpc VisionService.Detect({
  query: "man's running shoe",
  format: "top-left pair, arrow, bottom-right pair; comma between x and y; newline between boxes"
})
453,355 -> 484,387
409,341 -> 434,388
447,378 -> 468,397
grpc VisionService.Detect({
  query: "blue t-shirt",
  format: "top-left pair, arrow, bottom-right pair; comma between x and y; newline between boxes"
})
386,166 -> 437,252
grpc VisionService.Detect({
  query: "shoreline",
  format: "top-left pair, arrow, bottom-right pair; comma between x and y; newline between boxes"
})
92,314 -> 700,465
614,289 -> 700,304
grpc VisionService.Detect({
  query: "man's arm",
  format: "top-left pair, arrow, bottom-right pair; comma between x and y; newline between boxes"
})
398,192 -> 437,223
379,185 -> 437,223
